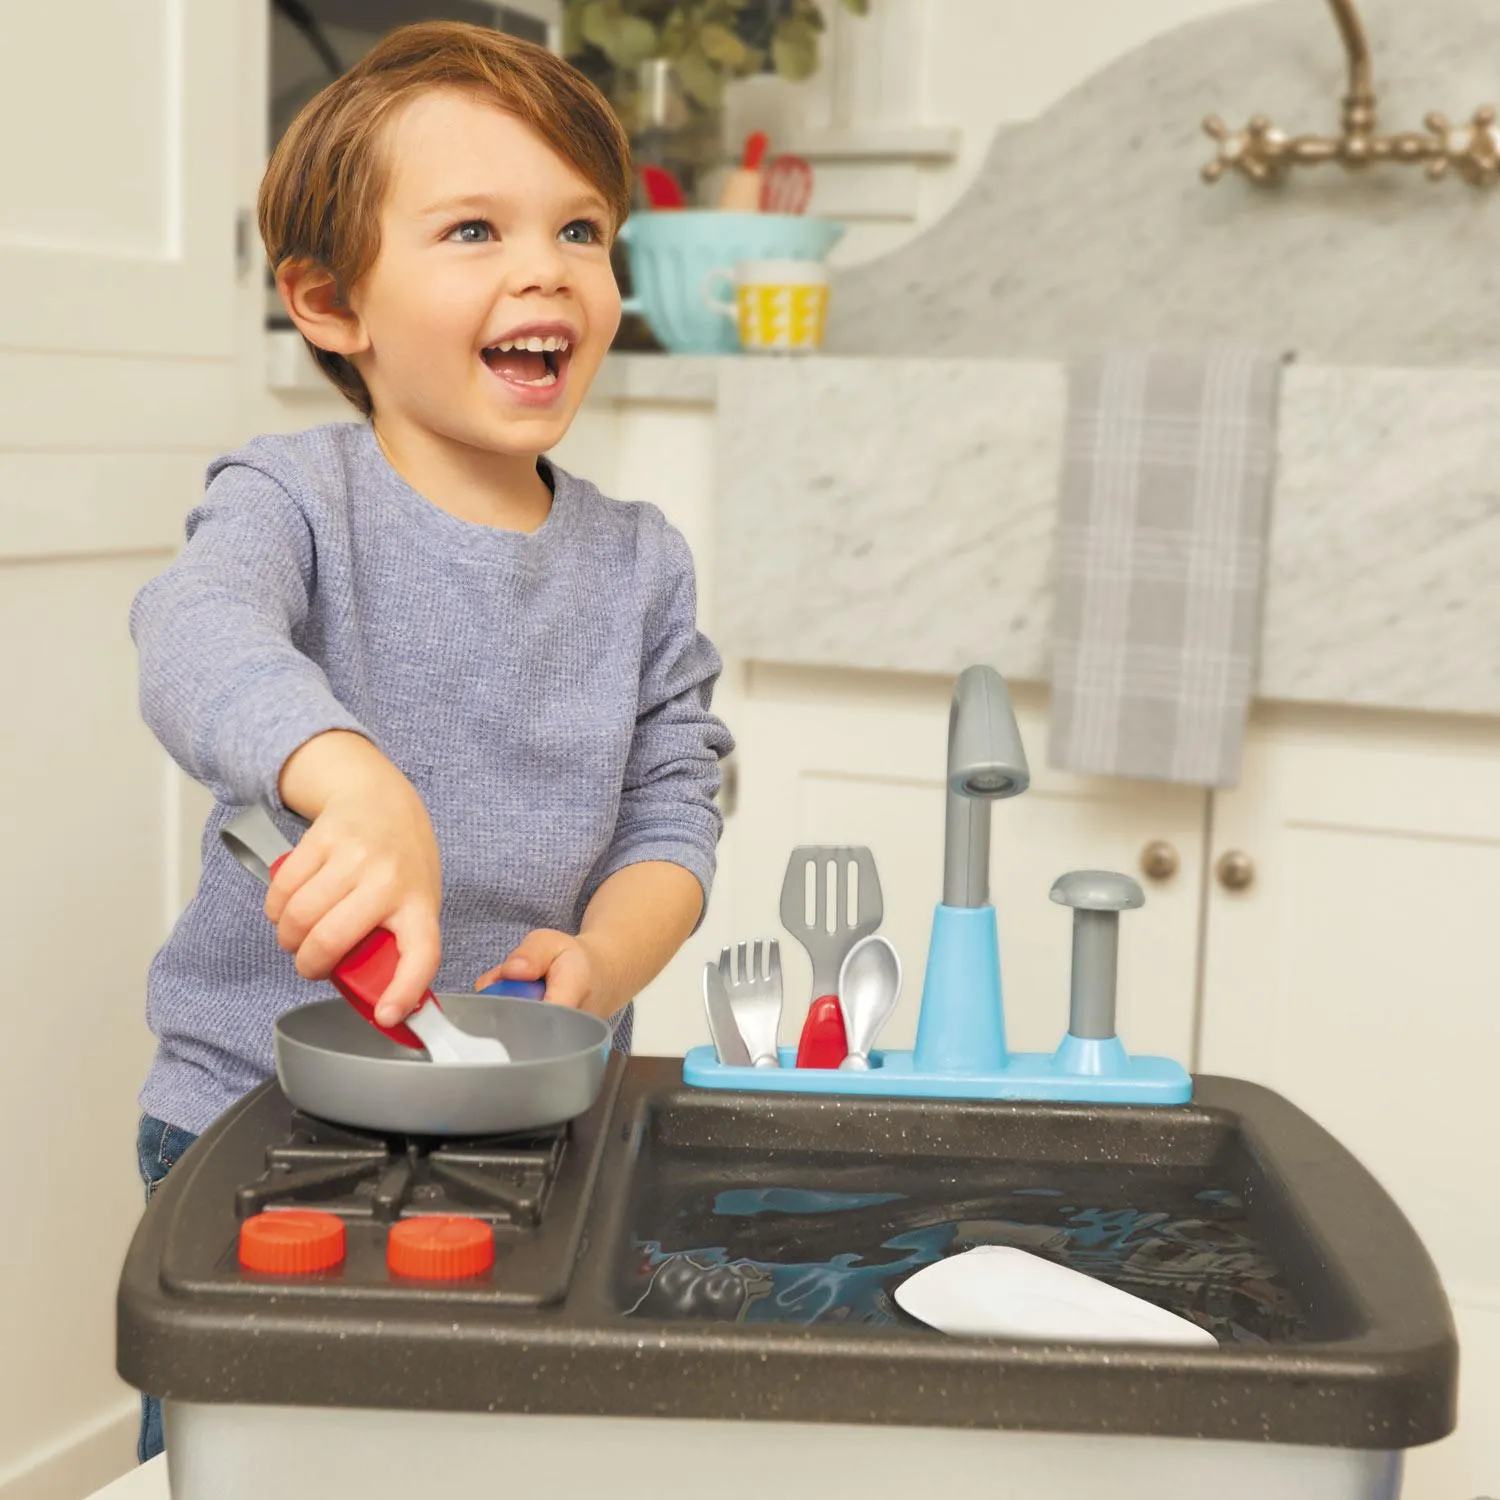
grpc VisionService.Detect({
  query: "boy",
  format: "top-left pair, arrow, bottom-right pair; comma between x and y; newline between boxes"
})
130,21 -> 732,1460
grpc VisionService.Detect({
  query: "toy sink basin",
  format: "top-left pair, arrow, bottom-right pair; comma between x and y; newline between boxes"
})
593,1063 -> 1456,1450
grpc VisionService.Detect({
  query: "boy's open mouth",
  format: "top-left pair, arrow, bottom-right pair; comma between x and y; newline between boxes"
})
481,335 -> 572,389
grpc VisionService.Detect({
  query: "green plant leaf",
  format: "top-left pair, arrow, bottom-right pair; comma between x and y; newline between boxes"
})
578,1 -> 620,52
697,20 -> 755,69
577,1 -> 659,66
560,0 -> 585,55
658,8 -> 690,55
674,45 -> 725,107
611,14 -> 661,65
839,0 -> 871,13
771,17 -> 819,81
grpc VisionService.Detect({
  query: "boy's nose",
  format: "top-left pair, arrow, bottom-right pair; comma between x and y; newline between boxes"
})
506,234 -> 570,296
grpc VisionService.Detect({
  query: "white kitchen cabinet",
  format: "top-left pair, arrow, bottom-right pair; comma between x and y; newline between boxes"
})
0,4 -> 238,359
1198,706 -> 1500,1500
721,664 -> 1209,1064
0,4 -> 243,1497
592,401 -> 759,1057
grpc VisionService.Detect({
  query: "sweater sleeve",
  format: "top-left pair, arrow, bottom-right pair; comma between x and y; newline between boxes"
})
584,519 -> 734,922
130,461 -> 369,809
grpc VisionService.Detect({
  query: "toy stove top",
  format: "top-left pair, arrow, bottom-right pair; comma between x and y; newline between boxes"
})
141,1065 -> 624,1311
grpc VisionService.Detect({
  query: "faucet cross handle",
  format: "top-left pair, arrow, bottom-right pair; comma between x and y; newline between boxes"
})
1049,871 -> 1144,1042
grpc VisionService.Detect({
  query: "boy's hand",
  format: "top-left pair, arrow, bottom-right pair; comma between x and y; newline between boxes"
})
475,931 -> 618,1019
267,731 -> 442,1026
474,863 -> 702,1025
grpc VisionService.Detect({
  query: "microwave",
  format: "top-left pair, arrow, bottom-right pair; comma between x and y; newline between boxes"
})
271,0 -> 563,145
265,0 -> 564,330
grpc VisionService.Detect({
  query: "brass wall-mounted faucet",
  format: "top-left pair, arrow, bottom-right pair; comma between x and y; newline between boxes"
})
1202,0 -> 1498,186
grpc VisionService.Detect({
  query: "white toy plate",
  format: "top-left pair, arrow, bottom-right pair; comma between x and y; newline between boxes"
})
894,1246 -> 1217,1347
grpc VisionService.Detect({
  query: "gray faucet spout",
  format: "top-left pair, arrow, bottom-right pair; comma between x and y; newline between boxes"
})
941,666 -> 1031,908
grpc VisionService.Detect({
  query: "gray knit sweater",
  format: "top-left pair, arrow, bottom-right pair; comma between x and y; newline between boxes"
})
131,421 -> 732,1134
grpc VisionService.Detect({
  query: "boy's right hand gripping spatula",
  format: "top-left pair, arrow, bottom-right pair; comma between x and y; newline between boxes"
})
221,804 -> 514,1065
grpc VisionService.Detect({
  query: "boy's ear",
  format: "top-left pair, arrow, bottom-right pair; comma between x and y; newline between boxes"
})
276,259 -> 370,358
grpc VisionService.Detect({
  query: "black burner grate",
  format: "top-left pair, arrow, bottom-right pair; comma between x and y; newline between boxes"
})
234,1112 -> 569,1227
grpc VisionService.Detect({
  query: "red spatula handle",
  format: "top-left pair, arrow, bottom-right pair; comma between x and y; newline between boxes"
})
268,853 -> 431,1051
795,995 -> 848,1068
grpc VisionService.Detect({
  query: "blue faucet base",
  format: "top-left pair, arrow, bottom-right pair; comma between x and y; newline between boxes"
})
912,904 -> 1008,1074
681,1044 -> 1193,1104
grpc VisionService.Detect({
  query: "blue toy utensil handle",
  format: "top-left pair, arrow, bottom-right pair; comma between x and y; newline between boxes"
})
479,979 -> 546,1000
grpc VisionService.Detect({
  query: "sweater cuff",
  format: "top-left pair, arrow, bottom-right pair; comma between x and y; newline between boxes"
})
201,661 -> 370,811
585,827 -> 718,935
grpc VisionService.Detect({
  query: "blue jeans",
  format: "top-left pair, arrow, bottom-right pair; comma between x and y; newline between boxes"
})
135,1114 -> 200,1463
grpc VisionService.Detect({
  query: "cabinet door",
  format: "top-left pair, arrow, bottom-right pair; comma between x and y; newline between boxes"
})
0,3 -> 241,1493
722,665 -> 1207,1063
1198,711 -> 1500,1500
589,404 -> 758,1056
0,2 -> 238,357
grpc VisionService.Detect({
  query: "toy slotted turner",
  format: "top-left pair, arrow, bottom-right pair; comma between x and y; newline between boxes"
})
779,846 -> 883,1068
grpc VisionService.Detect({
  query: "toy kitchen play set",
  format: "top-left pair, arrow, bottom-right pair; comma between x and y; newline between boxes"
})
117,667 -> 1456,1500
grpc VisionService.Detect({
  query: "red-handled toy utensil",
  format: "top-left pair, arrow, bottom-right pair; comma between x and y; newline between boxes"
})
761,153 -> 813,214
220,807 -> 512,1065
779,846 -> 885,1070
262,851 -> 510,1064
794,995 -> 849,1069
639,164 -> 686,209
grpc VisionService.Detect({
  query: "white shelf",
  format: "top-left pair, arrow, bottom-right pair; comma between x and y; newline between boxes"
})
775,125 -> 960,162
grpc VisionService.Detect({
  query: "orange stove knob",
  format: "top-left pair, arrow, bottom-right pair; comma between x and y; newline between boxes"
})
238,1209 -> 346,1275
387,1216 -> 494,1280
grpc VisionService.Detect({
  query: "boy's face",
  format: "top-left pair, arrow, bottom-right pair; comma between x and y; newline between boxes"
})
347,90 -> 621,460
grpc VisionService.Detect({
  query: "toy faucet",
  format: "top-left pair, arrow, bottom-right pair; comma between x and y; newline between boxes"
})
912,665 -> 1030,1074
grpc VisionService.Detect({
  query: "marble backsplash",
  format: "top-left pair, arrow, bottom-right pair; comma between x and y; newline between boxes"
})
825,0 -> 1500,366
710,356 -> 1500,719
594,0 -> 1500,720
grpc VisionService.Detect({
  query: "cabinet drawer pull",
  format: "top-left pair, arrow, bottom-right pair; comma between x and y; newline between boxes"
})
1139,840 -> 1180,880
1215,850 -> 1256,891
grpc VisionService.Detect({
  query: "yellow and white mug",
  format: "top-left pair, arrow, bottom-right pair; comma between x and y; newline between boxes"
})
703,259 -> 829,353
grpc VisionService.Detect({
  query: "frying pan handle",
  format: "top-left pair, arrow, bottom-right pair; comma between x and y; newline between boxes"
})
221,803 -> 301,885
480,979 -> 547,1001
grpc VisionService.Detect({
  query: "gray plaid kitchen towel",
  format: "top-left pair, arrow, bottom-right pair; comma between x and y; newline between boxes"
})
1047,348 -> 1286,788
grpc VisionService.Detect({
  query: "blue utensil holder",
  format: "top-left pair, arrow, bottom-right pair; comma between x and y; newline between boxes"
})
680,1045 -> 1193,1104
681,901 -> 1193,1105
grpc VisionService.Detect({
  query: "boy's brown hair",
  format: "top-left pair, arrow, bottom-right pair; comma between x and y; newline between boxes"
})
258,21 -> 632,415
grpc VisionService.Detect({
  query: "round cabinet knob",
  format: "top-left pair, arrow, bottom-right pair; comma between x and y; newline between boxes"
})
1215,850 -> 1256,891
1139,840 -> 1180,881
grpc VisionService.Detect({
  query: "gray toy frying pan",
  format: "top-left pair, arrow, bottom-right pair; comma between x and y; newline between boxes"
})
221,804 -> 612,1136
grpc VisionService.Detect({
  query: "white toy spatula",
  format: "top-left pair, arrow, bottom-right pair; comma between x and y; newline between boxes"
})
895,1246 -> 1217,1347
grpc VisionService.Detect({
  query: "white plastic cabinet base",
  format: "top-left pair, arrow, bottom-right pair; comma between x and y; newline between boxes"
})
163,1403 -> 1402,1500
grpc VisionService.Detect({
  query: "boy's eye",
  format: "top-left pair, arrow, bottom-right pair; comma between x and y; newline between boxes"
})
560,218 -> 605,246
447,220 -> 493,243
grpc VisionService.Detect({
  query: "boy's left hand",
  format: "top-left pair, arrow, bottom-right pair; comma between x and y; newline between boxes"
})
475,930 -> 617,1019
